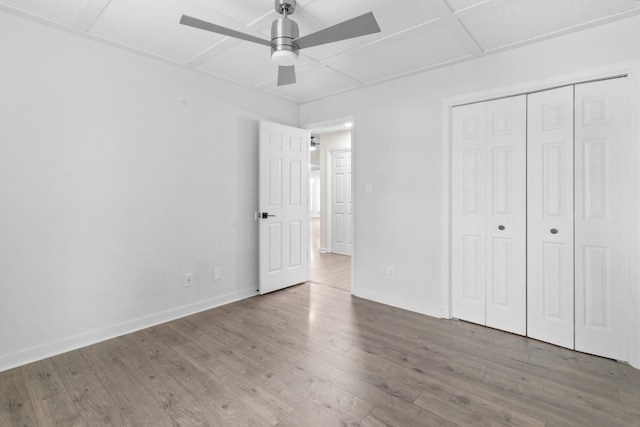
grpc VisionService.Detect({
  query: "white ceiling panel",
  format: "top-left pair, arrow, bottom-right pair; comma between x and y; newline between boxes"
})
197,42 -> 276,86
89,0 -> 228,64
197,42 -> 316,87
292,0 -> 440,62
5,0 -> 640,103
191,0 -> 274,26
445,0 -> 489,13
0,0 -> 88,26
330,23 -> 470,84
266,66 -> 359,102
461,0 -> 640,51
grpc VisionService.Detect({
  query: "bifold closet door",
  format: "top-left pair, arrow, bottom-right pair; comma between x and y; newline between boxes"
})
453,79 -> 631,360
452,101 -> 487,326
452,96 -> 526,335
527,86 -> 575,349
574,78 -> 630,361
485,96 -> 527,335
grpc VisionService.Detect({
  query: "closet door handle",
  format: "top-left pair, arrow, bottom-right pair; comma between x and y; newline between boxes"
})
550,228 -> 558,235
498,225 -> 505,231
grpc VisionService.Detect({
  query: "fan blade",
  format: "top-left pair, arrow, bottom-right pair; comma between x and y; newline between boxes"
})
294,12 -> 380,50
277,66 -> 296,86
180,15 -> 271,47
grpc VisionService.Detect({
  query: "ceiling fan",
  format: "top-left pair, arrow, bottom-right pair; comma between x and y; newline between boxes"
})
310,135 -> 319,150
179,0 -> 381,86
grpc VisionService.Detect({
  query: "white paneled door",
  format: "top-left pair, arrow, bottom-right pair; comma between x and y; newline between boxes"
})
452,96 -> 527,334
574,78 -> 631,361
485,96 -> 527,335
527,86 -> 575,349
258,121 -> 309,294
452,77 -> 631,362
331,150 -> 352,256
452,101 -> 487,326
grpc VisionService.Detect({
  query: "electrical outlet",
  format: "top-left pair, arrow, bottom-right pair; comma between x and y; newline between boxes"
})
184,273 -> 193,288
387,266 -> 395,279
214,267 -> 222,281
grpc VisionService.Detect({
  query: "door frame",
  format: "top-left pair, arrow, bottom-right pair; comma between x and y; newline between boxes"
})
305,116 -> 356,293
441,61 -> 640,369
326,148 -> 352,255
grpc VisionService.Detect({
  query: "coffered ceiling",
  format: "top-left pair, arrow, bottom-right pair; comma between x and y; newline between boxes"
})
3,0 -> 640,103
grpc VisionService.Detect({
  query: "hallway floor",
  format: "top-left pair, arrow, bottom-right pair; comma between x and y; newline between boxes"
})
309,218 -> 351,291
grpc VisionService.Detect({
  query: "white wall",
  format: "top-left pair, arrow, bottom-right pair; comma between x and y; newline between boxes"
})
0,11 -> 299,372
317,130 -> 351,252
300,15 -> 640,367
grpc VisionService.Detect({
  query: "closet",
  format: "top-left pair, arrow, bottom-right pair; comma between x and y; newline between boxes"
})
451,95 -> 527,336
451,77 -> 631,361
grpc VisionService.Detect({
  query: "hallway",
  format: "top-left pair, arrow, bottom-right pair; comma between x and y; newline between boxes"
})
309,218 -> 351,291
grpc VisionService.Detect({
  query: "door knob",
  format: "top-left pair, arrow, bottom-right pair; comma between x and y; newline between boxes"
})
498,225 -> 505,231
260,212 -> 275,219
550,228 -> 558,234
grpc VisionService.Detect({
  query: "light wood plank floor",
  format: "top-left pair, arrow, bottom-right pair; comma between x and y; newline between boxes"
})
2,265 -> 640,425
309,217 -> 351,291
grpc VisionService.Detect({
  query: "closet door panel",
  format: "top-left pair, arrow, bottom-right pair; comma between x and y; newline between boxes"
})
452,102 -> 487,325
575,78 -> 630,361
485,95 -> 527,335
527,86 -> 575,349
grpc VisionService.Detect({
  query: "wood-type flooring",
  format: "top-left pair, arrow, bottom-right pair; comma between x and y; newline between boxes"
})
1,221 -> 639,425
309,217 -> 351,291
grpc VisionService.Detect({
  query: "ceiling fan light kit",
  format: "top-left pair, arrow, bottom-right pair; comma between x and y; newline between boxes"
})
271,2 -> 299,67
180,0 -> 381,86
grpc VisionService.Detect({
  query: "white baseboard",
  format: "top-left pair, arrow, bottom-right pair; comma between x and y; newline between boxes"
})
0,287 -> 257,373
352,288 -> 443,319
318,248 -> 328,253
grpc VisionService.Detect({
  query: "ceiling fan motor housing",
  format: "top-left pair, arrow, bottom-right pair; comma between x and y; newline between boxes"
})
271,14 -> 299,65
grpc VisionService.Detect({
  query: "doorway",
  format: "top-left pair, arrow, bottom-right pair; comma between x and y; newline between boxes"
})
307,121 -> 353,291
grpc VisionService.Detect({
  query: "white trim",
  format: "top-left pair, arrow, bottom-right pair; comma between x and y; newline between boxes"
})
441,91 -> 453,319
326,148 -> 353,257
353,288 -> 443,319
442,60 -> 640,369
0,287 -> 257,373
350,123 -> 357,294
305,116 -> 356,294
325,149 -> 334,254
629,63 -> 640,370
443,61 -> 638,108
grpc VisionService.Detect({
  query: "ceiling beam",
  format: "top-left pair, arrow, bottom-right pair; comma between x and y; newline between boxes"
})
452,0 -> 514,19
428,0 -> 484,56
70,0 -> 112,33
